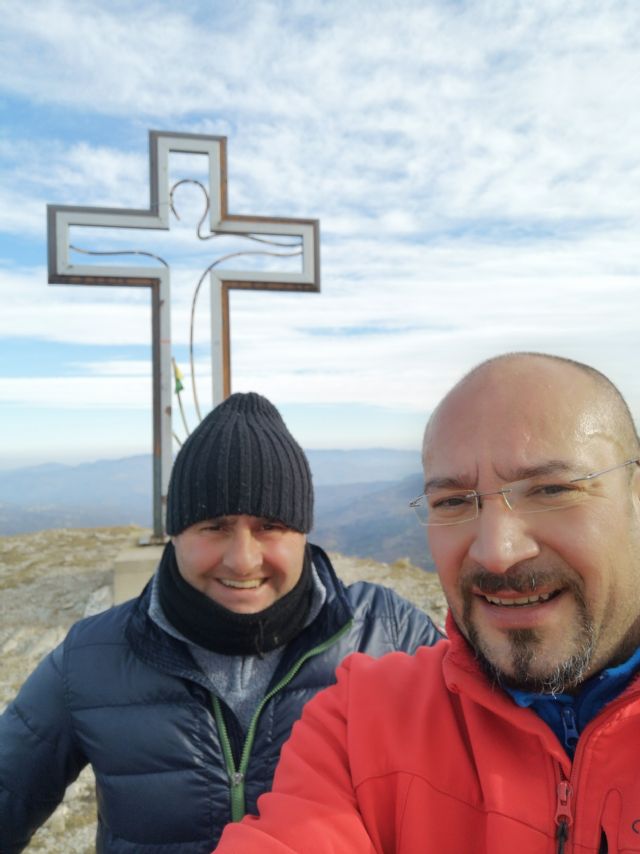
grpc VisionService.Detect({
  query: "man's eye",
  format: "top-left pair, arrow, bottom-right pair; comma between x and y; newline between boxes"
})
525,483 -> 583,507
431,494 -> 474,509
531,483 -> 574,496
262,521 -> 286,532
201,522 -> 225,532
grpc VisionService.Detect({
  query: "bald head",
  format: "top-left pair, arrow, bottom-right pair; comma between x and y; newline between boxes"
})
423,353 -> 639,468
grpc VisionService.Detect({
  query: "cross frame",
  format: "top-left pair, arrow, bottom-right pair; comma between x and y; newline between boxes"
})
47,130 -> 320,540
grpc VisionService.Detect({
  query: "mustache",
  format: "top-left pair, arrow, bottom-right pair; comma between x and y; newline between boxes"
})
464,567 -> 569,596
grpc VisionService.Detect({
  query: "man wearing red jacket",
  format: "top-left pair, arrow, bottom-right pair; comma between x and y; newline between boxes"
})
214,352 -> 640,853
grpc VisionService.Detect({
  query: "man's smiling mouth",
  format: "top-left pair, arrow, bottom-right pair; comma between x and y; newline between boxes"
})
481,591 -> 559,607
219,578 -> 265,589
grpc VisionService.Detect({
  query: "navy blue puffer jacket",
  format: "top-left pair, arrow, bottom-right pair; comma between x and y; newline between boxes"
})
0,544 -> 442,853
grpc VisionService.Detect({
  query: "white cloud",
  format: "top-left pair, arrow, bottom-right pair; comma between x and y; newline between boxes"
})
3,1 -> 640,240
2,0 -> 640,458
0,375 -> 150,408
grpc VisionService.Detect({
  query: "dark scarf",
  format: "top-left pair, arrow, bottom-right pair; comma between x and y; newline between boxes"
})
157,541 -> 314,656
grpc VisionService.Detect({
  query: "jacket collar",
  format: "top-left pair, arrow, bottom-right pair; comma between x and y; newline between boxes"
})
259,542 -> 353,681
125,580 -> 213,689
441,612 -> 569,757
441,609 -> 640,763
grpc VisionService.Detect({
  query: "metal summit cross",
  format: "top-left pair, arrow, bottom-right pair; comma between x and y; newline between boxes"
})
47,130 -> 320,540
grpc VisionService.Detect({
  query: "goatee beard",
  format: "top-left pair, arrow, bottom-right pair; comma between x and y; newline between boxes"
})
468,624 -> 594,695
461,566 -> 594,694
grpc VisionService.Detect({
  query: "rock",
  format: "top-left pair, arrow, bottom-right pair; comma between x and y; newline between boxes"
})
46,804 -> 68,833
84,584 -> 113,617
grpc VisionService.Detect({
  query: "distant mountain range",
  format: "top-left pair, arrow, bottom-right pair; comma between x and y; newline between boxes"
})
0,450 -> 434,570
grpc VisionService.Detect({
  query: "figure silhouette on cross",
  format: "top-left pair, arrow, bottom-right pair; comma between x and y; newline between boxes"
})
47,130 -> 320,540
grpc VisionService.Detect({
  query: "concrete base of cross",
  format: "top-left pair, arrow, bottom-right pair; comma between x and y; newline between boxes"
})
113,546 -> 163,604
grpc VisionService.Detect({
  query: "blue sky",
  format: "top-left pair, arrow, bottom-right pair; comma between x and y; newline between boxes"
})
2,0 -> 640,469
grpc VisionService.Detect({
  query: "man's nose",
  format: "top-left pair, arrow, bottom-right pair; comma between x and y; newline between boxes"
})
467,498 -> 540,574
223,527 -> 262,575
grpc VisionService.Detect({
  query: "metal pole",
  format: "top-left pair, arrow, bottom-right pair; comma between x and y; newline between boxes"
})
151,284 -> 163,540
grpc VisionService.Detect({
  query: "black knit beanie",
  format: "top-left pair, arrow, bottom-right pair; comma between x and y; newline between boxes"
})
165,392 -> 313,535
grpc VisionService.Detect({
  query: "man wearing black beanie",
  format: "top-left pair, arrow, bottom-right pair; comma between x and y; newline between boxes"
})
0,393 -> 442,853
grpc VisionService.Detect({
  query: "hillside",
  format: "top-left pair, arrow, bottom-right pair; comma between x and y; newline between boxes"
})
314,473 -> 434,569
0,526 -> 446,852
0,451 -> 433,569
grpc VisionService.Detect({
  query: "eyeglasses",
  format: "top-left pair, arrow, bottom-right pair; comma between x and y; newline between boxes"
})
409,458 -> 640,527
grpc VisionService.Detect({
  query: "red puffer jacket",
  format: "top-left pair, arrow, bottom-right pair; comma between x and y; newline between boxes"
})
215,616 -> 640,853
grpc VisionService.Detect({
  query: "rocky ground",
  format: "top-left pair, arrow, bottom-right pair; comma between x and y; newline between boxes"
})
0,526 -> 446,852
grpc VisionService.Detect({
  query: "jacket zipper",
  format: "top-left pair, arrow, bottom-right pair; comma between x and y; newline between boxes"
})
555,772 -> 573,854
551,678 -> 640,852
212,619 -> 353,822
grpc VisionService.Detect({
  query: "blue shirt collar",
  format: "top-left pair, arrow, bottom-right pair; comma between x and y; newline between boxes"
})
507,645 -> 640,756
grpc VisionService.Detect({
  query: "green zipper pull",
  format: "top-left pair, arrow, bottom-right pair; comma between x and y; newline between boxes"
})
230,771 -> 246,821
212,696 -> 247,822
